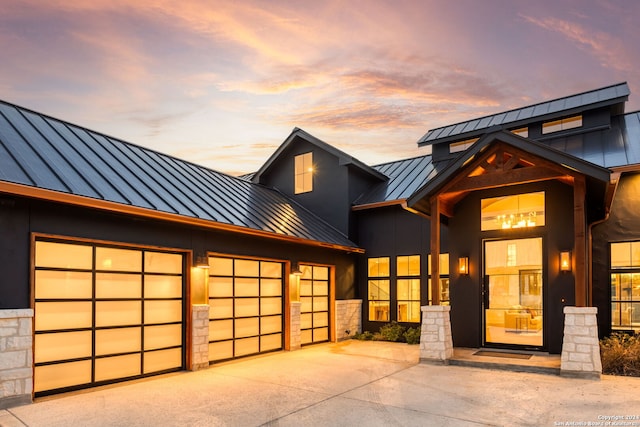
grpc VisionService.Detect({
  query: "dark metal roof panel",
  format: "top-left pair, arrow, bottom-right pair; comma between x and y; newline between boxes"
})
0,100 -> 356,249
419,82 -> 630,145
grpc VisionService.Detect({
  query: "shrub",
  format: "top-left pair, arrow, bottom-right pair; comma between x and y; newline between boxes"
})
352,330 -> 375,341
403,327 -> 421,345
379,321 -> 406,342
600,332 -> 640,377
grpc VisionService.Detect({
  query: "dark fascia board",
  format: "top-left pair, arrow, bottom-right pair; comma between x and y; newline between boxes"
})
418,82 -> 630,147
252,127 -> 388,183
406,130 -> 612,212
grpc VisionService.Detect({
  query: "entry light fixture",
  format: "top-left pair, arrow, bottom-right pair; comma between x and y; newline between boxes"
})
291,262 -> 303,276
458,256 -> 469,275
195,254 -> 210,269
560,251 -> 571,272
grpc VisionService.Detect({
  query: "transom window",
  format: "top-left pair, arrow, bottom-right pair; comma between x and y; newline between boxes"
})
368,257 -> 390,321
542,115 -> 582,134
481,192 -> 545,231
294,152 -> 313,194
610,242 -> 640,331
397,255 -> 420,322
510,127 -> 528,138
450,138 -> 479,154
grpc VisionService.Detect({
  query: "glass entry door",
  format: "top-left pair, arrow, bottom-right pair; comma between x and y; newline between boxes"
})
483,237 -> 543,348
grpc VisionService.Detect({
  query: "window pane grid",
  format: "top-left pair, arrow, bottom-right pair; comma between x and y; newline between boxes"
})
34,239 -> 184,395
299,265 -> 330,345
610,242 -> 640,330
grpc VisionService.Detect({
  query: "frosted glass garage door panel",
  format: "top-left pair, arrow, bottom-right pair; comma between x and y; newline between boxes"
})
261,334 -> 282,352
234,259 -> 259,277
35,302 -> 92,330
96,247 -> 141,272
314,297 -> 328,311
95,274 -> 141,299
144,348 -> 182,373
261,297 -> 282,316
95,354 -> 141,382
35,271 -> 92,299
34,331 -> 92,363
260,315 -> 282,335
35,241 -> 92,269
96,301 -> 141,327
144,324 -> 182,350
144,275 -> 182,298
260,262 -> 282,278
260,279 -> 282,296
34,360 -> 91,392
210,299 -> 233,319
314,328 -> 329,342
235,317 -> 259,338
209,257 -> 233,276
209,277 -> 233,297
235,278 -> 259,296
300,297 -> 312,313
235,337 -> 259,356
145,252 -> 182,274
95,327 -> 141,356
300,282 -> 312,296
313,267 -> 329,280
209,319 -> 233,341
313,312 -> 329,327
313,281 -> 328,296
235,298 -> 259,317
209,341 -> 233,361
144,300 -> 182,324
301,313 -> 312,329
301,330 -> 312,345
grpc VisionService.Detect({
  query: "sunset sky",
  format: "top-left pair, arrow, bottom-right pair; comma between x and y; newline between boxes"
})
1,1 -> 639,175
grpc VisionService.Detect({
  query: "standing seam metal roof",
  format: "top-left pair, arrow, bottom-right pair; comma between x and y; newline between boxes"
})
0,100 -> 357,249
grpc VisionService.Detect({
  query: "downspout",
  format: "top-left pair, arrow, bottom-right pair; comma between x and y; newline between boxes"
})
587,172 -> 620,306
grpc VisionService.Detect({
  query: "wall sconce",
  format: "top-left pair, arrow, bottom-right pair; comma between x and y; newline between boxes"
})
560,251 -> 571,272
458,256 -> 469,275
195,254 -> 210,269
291,262 -> 303,276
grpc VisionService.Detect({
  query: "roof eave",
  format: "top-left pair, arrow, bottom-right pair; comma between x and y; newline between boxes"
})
0,181 -> 364,254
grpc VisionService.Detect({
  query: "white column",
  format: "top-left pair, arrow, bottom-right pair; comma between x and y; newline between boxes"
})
560,306 -> 601,379
420,305 -> 453,363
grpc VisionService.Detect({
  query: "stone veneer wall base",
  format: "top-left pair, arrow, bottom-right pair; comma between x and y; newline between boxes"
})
0,309 -> 33,409
560,306 -> 601,380
190,305 -> 210,371
289,302 -> 301,350
335,299 -> 362,341
420,305 -> 453,364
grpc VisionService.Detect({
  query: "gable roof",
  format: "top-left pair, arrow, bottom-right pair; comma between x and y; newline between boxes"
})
0,100 -> 361,252
407,130 -> 612,215
252,127 -> 388,184
418,82 -> 630,146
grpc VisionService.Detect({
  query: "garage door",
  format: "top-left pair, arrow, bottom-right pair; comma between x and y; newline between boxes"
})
208,256 -> 283,362
300,264 -> 330,345
33,239 -> 185,396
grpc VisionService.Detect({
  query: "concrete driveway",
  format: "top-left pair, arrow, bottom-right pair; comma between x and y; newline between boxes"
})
1,341 -> 639,426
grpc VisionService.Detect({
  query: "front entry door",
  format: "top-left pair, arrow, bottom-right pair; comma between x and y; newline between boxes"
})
483,237 -> 543,348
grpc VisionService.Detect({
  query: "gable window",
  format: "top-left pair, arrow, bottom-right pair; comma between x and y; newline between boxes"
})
542,115 -> 582,134
294,152 -> 313,194
450,138 -> 479,154
368,257 -> 390,321
610,242 -> 640,331
481,192 -> 545,231
397,255 -> 420,322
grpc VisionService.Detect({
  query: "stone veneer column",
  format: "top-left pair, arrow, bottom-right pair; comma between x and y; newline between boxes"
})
560,306 -> 601,379
335,299 -> 362,341
0,309 -> 33,409
420,305 -> 453,364
190,304 -> 210,371
289,302 -> 301,350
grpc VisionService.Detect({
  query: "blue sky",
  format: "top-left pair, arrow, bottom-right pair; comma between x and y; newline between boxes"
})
1,0 -> 638,175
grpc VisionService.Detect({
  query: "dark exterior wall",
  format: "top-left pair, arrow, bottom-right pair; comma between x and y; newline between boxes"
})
0,196 -> 357,309
257,137 -> 380,239
592,172 -> 640,337
356,205 -> 449,332
448,180 -> 575,354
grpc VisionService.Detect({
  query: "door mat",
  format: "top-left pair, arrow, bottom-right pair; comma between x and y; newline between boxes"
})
473,350 -> 532,359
